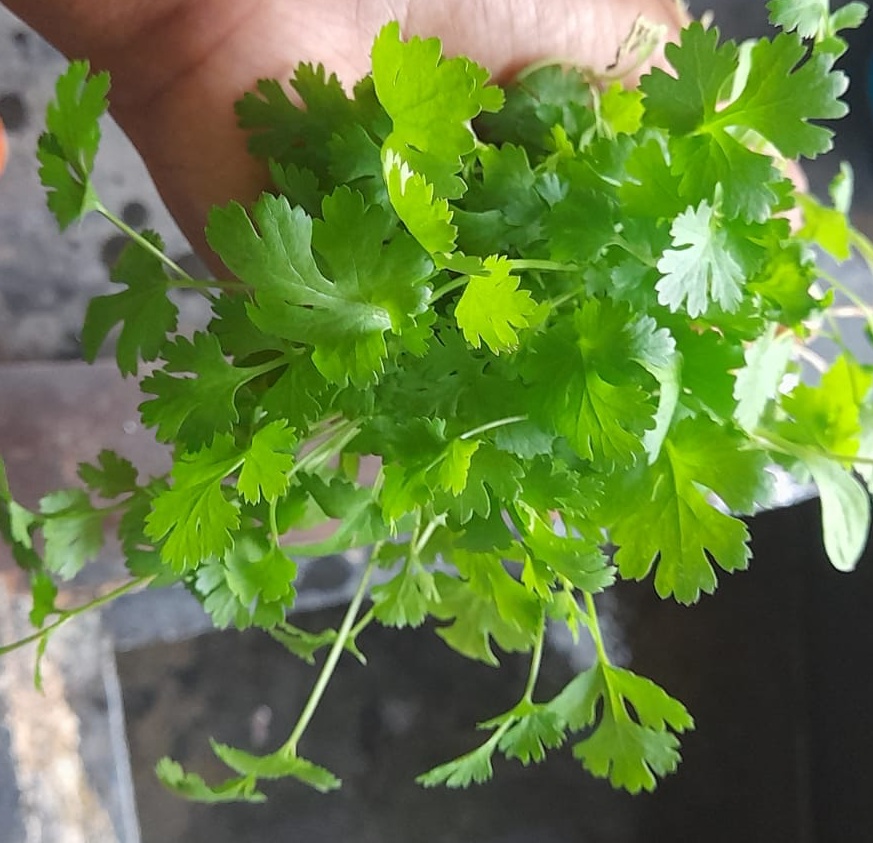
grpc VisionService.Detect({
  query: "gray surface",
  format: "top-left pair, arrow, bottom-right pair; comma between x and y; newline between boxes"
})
0,7 -> 207,363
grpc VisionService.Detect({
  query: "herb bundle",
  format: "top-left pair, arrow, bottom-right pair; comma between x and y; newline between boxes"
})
2,1 -> 872,799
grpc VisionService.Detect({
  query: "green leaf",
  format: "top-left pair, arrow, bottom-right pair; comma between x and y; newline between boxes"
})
211,742 -> 341,792
156,758 -> 265,804
417,735 -> 499,788
372,558 -> 438,628
733,324 -> 795,432
767,0 -> 827,39
778,355 -> 872,455
78,450 -> 139,498
207,192 -> 433,386
237,421 -> 296,505
805,455 -> 870,572
372,21 -> 503,197
29,572 -> 58,628
454,256 -> 539,354
714,32 -> 847,158
383,150 -> 457,254
39,489 -> 105,580
81,232 -> 179,374
797,193 -> 851,261
550,662 -> 693,793
145,438 -> 241,572
37,61 -> 109,228
225,542 -> 297,606
140,333 -> 259,449
656,201 -> 744,317
498,706 -> 567,765
605,418 -> 772,603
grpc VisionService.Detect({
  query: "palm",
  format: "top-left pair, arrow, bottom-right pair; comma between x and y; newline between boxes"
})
8,0 -> 685,249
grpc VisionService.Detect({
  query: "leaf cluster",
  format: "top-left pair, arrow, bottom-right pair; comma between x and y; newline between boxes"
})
4,4 -> 873,802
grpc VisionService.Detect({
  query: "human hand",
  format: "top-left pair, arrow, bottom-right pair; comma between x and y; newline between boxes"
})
4,0 -> 688,253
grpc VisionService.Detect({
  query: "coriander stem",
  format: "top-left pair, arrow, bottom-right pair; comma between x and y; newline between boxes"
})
583,591 -> 611,667
459,415 -> 528,440
282,553 -> 377,755
431,276 -> 468,303
0,576 -> 151,656
508,259 -> 579,273
269,499 -> 281,547
522,609 -> 547,703
97,204 -> 193,281
413,516 -> 444,557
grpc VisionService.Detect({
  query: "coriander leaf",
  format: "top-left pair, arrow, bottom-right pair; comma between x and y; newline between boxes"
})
81,232 -> 179,374
156,758 -> 265,804
599,83 -> 644,136
641,23 -> 738,135
454,256 -> 539,353
225,540 -> 297,606
604,418 -> 771,603
78,450 -> 139,499
272,617 -> 368,664
440,445 -> 524,525
145,438 -> 242,572
550,662 -> 693,794
767,0 -> 827,39
37,61 -> 109,228
618,137 -> 686,220
657,201 -> 744,317
211,741 -> 340,792
430,565 -> 538,666
417,734 -> 498,788
498,707 -> 566,766
140,333 -> 261,449
733,324 -> 795,432
383,150 -> 457,254
207,192 -> 432,386
29,572 -> 58,628
437,439 -> 480,496
805,455 -> 870,572
477,65 -> 593,154
524,304 -> 657,468
371,21 -> 503,197
372,558 -> 438,628
713,32 -> 847,158
516,504 -> 614,593
235,64 -> 366,183
778,355 -> 872,455
39,489 -> 105,580
670,133 -> 782,223
797,193 -> 851,261
237,421 -> 296,505
747,241 -> 821,325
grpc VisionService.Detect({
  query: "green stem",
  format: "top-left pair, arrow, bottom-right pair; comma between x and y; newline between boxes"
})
413,516 -> 444,557
289,421 -> 362,480
97,204 -> 192,281
282,554 -> 377,755
583,591 -> 611,667
348,607 -> 375,642
459,415 -> 528,440
508,259 -> 580,273
268,499 -> 281,547
820,268 -> 873,337
754,428 -> 873,466
522,609 -> 547,703
0,576 -> 151,656
431,276 -> 468,303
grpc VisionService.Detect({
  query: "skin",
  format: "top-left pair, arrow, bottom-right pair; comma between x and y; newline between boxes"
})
3,0 -> 688,252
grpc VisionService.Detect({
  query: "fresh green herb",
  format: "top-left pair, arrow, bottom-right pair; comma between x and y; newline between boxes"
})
2,0 -> 872,800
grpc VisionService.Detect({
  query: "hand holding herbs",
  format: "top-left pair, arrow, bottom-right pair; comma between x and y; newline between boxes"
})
2,1 -> 872,800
